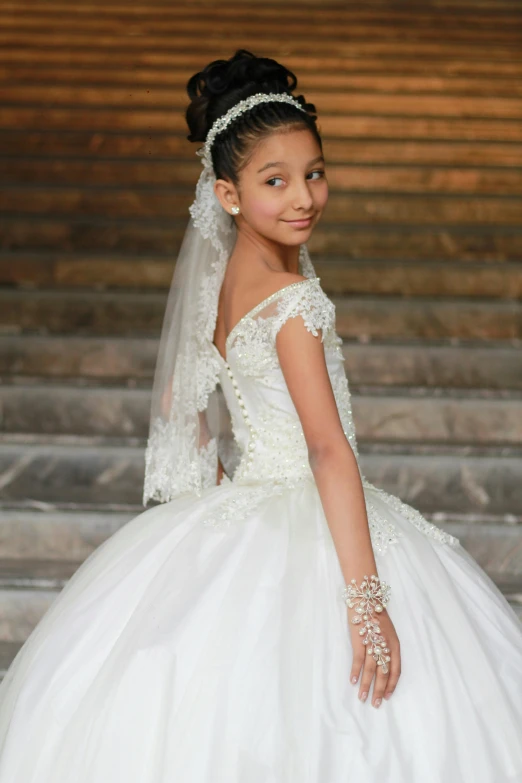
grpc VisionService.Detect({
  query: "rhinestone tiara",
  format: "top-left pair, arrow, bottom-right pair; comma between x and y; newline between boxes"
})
197,91 -> 307,171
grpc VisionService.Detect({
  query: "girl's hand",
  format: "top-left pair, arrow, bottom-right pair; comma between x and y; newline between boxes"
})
349,610 -> 401,707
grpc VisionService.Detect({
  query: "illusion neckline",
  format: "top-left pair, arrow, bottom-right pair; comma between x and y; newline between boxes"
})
212,277 -> 320,364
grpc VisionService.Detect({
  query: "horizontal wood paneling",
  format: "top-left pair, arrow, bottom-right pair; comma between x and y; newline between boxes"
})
1,0 -> 521,299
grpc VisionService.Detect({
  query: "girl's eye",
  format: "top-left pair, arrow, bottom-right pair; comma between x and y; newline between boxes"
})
266,170 -> 325,187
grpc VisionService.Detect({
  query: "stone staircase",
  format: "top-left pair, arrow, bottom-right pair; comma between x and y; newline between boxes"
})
1,0 -> 522,680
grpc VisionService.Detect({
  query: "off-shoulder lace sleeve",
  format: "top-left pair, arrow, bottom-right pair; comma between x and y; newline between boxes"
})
272,277 -> 336,342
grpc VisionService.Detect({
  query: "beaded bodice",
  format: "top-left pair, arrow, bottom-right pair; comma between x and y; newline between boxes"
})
212,277 -> 358,487
203,276 -> 459,556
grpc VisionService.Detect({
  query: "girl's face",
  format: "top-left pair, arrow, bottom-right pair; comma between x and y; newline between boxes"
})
217,127 -> 328,246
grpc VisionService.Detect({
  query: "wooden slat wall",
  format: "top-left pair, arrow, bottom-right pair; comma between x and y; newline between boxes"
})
0,0 -> 521,307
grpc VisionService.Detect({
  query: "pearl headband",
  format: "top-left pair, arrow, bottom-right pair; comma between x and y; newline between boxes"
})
197,91 -> 308,171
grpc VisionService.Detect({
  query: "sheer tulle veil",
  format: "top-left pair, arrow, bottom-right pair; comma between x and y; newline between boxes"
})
143,92 -> 316,506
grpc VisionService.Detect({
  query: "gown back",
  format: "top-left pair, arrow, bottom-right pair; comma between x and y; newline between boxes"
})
0,276 -> 521,783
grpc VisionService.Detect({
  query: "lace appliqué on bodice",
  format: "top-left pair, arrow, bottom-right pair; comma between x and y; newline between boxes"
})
361,479 -> 459,548
227,278 -> 359,460
201,277 -> 459,556
228,277 -> 333,370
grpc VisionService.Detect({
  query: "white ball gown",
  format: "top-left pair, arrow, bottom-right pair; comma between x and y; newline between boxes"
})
0,277 -> 521,783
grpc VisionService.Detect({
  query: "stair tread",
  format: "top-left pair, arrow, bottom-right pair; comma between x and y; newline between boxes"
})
1,380 -> 522,447
1,335 -> 521,391
0,558 -> 82,588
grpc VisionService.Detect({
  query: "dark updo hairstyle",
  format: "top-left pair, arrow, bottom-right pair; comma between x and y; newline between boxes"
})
185,49 -> 322,188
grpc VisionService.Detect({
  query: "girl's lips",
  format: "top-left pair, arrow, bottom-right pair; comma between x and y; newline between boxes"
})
284,216 -> 313,228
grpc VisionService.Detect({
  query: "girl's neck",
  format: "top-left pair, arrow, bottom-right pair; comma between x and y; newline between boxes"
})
230,229 -> 301,276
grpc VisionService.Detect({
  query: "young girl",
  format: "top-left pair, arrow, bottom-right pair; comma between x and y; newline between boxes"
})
0,49 -> 521,782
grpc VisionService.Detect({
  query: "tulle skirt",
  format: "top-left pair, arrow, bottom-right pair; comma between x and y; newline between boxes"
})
0,479 -> 521,782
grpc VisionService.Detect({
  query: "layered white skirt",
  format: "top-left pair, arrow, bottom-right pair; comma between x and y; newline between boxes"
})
0,479 -> 521,782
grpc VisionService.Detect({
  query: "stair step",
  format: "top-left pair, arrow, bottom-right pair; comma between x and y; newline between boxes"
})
344,341 -> 522,390
0,640 -> 22,683
0,559 -> 80,592
1,382 -> 521,446
1,288 -> 521,340
0,508 -> 132,561
0,587 -> 59,644
0,440 -> 520,515
1,335 -> 521,390
442,522 -> 522,580
2,252 -> 522,299
0,334 -> 158,380
357,391 -> 522,445
0,558 -> 80,589
0,440 -> 146,509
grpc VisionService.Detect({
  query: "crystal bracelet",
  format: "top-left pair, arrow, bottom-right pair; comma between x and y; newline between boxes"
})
341,574 -> 392,674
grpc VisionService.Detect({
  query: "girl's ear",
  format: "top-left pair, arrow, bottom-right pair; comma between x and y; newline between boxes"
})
214,178 -> 239,214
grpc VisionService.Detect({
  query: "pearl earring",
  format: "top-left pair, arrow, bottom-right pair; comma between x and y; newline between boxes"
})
231,206 -> 240,215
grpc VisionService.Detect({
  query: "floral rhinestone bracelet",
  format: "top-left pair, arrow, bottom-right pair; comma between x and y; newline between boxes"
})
341,574 -> 392,674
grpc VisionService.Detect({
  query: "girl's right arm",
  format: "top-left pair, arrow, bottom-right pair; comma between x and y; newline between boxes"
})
276,310 -> 401,708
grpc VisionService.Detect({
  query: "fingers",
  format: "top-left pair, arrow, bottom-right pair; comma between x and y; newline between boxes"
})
349,646 -> 365,688
354,643 -> 401,708
349,615 -> 401,707
384,641 -> 401,701
371,660 -> 390,708
358,649 -> 377,703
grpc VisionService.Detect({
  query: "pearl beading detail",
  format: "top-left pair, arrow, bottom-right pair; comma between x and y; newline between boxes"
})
361,479 -> 460,548
226,278 -> 317,356
342,574 -> 392,674
201,357 -> 314,531
223,359 -> 258,477
201,275 -> 460,556
199,92 -> 307,171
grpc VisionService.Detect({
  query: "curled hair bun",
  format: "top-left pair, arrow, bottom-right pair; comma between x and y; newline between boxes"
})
193,49 -> 296,98
186,49 -> 312,143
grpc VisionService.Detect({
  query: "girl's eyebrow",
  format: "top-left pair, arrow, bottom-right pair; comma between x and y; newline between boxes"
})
257,155 -> 325,174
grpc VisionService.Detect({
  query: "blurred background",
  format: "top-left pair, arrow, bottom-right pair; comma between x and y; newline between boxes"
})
0,0 -> 521,676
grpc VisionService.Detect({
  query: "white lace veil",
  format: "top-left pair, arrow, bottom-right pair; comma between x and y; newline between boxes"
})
143,92 -> 313,505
